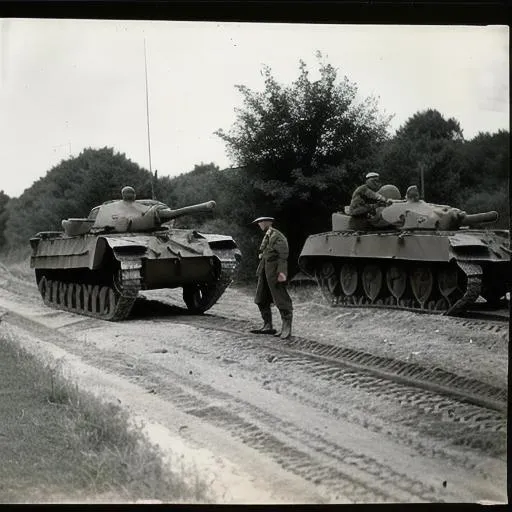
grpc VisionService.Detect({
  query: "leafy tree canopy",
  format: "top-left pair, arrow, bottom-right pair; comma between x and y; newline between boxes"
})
0,190 -> 10,248
4,147 -> 153,247
215,54 -> 393,273
396,108 -> 464,142
378,109 -> 466,205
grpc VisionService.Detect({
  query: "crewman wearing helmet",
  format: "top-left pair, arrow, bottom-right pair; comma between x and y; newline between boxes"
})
349,172 -> 393,217
121,186 -> 136,202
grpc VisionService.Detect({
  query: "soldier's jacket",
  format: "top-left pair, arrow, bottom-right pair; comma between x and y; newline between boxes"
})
349,184 -> 388,213
256,227 -> 289,278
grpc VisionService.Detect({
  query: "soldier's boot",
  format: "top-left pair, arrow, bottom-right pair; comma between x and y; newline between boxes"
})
275,310 -> 292,339
280,310 -> 293,339
250,306 -> 276,334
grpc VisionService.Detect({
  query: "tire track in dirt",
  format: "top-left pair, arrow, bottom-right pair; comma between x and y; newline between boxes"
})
134,300 -> 507,414
4,307 -> 504,502
0,277 -> 507,503
70,347 -> 455,503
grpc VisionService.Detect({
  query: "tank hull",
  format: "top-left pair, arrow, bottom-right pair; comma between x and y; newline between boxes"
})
30,228 -> 241,320
299,228 -> 510,314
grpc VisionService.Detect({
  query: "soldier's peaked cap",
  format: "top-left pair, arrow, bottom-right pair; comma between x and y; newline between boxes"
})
365,172 -> 380,179
252,216 -> 275,224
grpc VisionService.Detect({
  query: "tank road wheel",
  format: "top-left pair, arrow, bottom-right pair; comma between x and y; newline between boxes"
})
183,283 -> 218,314
76,283 -> 87,313
75,284 -> 84,312
51,281 -> 60,305
361,264 -> 382,304
58,282 -> 67,306
99,286 -> 114,317
315,261 -> 339,304
89,285 -> 99,315
437,264 -> 459,311
83,284 -> 93,313
410,266 -> 433,309
386,265 -> 407,305
339,263 -> 358,297
47,280 -> 55,303
66,283 -> 75,310
38,276 -> 49,304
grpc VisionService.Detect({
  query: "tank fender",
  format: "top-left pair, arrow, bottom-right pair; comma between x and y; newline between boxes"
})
197,232 -> 238,248
449,234 -> 489,248
92,236 -> 148,267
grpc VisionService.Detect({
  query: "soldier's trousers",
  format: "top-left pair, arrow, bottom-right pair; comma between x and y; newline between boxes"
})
254,269 -> 293,312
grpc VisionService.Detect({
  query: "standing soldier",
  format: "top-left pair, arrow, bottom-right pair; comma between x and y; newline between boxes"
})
349,172 -> 393,217
250,216 -> 293,339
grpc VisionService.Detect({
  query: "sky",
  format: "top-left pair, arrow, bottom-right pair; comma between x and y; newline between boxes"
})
0,19 -> 509,198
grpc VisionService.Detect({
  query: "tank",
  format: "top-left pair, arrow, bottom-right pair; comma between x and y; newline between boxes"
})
298,187 -> 510,314
29,191 -> 242,320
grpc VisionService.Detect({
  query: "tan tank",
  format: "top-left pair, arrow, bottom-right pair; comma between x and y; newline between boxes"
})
299,186 -> 510,314
30,189 -> 241,320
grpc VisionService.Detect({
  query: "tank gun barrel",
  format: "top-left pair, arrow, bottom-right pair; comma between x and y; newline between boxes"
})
158,200 -> 216,221
461,211 -> 498,226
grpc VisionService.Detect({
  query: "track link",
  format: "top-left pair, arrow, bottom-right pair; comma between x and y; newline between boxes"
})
36,255 -> 142,321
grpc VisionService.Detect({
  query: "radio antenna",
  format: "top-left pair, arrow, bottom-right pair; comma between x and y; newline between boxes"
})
144,37 -> 155,200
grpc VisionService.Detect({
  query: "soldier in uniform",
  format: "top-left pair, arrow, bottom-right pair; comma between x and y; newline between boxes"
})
405,185 -> 422,203
349,172 -> 393,217
121,185 -> 136,202
250,216 -> 293,339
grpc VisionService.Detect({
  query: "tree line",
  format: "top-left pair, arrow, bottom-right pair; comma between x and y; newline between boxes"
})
0,56 -> 508,281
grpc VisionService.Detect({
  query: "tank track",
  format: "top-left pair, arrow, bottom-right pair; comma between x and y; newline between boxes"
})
36,255 -> 142,321
312,258 -> 483,316
182,247 -> 240,313
446,262 -> 482,315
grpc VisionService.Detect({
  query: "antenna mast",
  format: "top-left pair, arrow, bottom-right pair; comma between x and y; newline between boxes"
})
144,38 -> 155,199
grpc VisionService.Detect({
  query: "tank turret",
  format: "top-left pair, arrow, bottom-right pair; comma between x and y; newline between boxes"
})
334,192 -> 499,233
378,200 -> 498,231
62,199 -> 216,236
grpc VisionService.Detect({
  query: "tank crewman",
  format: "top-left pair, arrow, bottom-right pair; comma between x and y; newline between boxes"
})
250,216 -> 294,339
349,172 -> 393,217
121,186 -> 136,202
405,185 -> 422,203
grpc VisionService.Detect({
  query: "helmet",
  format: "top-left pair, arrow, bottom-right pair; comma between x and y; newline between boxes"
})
406,185 -> 420,200
378,184 -> 401,200
121,186 -> 136,201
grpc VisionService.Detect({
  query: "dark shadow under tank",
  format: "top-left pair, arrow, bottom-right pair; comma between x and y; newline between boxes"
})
30,187 -> 242,320
298,186 -> 510,315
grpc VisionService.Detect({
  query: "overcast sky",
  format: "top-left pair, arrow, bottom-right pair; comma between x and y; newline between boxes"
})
0,19 -> 509,198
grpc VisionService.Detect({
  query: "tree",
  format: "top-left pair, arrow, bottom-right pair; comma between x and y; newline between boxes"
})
4,147 -> 153,248
395,109 -> 464,142
0,190 -> 10,249
378,109 -> 465,204
216,54 -> 392,273
456,130 -> 509,226
456,130 -> 509,192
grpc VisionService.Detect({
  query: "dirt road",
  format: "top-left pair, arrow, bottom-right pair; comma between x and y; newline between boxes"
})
0,266 -> 507,503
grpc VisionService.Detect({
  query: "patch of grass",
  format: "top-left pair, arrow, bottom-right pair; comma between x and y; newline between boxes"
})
0,246 -> 32,280
0,331 -> 211,503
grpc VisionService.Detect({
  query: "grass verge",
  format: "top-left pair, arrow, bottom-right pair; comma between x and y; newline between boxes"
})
0,329 -> 211,504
